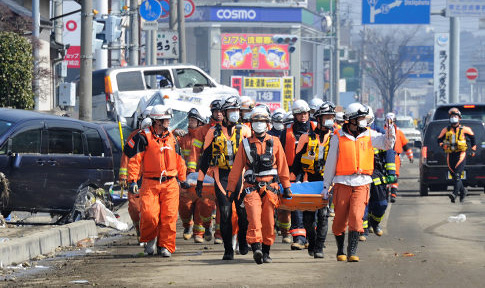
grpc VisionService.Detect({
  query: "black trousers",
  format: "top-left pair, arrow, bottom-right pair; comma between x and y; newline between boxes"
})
303,206 -> 329,252
448,152 -> 466,197
214,169 -> 247,254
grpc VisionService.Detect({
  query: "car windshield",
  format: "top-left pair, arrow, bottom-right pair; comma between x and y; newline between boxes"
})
170,109 -> 188,131
434,106 -> 485,122
0,120 -> 13,136
104,125 -> 133,150
396,120 -> 414,128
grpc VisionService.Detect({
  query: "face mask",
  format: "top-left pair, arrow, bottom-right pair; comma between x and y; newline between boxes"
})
323,119 -> 334,128
228,111 -> 240,123
273,123 -> 285,131
358,119 -> 368,128
252,122 -> 267,134
450,117 -> 459,124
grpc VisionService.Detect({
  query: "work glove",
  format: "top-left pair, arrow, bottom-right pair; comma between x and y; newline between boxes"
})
386,175 -> 398,184
180,181 -> 191,189
282,188 -> 292,199
470,150 -> 476,157
195,180 -> 204,198
321,187 -> 329,200
129,182 -> 139,195
172,129 -> 187,138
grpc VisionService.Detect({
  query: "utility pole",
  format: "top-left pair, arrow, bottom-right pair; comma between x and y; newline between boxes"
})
178,0 -> 186,63
32,0 -> 40,110
129,0 -> 139,66
333,0 -> 340,106
169,0 -> 178,63
53,0 -> 63,109
449,17 -> 460,103
79,0 -> 93,121
94,0 -> 108,70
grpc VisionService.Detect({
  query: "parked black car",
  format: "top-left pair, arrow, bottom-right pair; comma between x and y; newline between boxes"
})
96,122 -> 133,181
417,119 -> 485,196
0,108 -> 115,218
422,104 -> 485,133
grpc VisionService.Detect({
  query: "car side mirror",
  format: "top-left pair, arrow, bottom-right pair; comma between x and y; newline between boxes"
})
414,140 -> 422,149
193,85 -> 204,93
6,138 -> 15,157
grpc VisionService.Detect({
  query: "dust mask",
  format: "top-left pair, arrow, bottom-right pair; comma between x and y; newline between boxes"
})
228,111 -> 240,123
273,123 -> 284,131
323,119 -> 334,128
358,119 -> 368,128
252,122 -> 267,134
450,117 -> 459,124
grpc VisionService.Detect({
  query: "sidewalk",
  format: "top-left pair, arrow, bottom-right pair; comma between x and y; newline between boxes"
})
0,203 -> 131,267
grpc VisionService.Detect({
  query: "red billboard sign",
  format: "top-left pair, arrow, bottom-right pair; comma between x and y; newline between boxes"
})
65,46 -> 80,68
221,34 -> 289,70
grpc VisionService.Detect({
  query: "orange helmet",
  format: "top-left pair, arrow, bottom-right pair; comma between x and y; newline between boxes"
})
448,107 -> 462,118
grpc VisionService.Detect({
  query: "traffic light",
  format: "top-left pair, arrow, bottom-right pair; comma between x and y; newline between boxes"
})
272,34 -> 299,53
92,18 -> 106,51
106,15 -> 122,43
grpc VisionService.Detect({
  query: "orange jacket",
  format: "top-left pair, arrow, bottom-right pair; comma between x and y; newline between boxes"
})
394,128 -> 409,154
284,122 -> 317,167
192,118 -> 220,164
179,128 -> 199,173
227,134 -> 291,192
335,128 -> 374,176
119,129 -> 141,180
127,127 -> 187,182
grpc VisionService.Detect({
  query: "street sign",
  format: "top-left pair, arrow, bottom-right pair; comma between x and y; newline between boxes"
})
139,0 -> 162,22
447,0 -> 485,18
142,21 -> 158,30
160,0 -> 170,18
400,46 -> 434,78
466,67 -> 478,82
434,33 -> 450,105
362,0 -> 430,25
157,30 -> 179,59
158,0 -> 196,19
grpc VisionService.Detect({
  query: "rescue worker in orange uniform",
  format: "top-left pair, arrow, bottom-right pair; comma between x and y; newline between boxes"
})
192,99 -> 224,244
437,108 -> 476,203
240,96 -> 256,127
226,106 -> 292,264
196,96 -> 252,260
293,101 -> 336,258
322,102 -> 395,262
268,109 -> 286,138
127,105 -> 188,257
120,107 -> 153,241
279,99 -> 316,248
385,112 -> 414,203
178,108 -> 215,243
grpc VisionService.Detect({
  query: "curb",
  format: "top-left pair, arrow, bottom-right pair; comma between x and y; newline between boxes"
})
0,220 -> 97,267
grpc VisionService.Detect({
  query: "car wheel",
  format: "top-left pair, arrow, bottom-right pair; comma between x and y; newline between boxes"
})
1,210 -> 11,218
420,182 -> 428,196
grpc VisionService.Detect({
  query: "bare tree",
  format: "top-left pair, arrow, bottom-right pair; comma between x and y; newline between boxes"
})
363,28 -> 418,113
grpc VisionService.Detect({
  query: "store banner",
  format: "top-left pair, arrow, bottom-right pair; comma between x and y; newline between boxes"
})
301,72 -> 313,88
433,33 -> 450,105
282,77 -> 294,112
221,34 -> 289,70
231,76 -> 243,95
233,76 -> 294,111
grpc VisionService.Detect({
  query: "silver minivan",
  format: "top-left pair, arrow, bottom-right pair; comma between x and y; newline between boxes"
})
91,65 -> 238,127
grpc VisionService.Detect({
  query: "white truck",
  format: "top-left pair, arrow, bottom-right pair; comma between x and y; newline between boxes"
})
396,115 -> 421,144
91,65 -> 238,128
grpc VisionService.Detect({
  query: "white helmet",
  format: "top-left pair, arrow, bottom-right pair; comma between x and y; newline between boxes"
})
240,96 -> 255,111
292,100 -> 310,114
142,106 -> 153,119
309,98 -> 324,111
150,105 -> 173,120
335,112 -> 345,122
140,117 -> 152,129
250,106 -> 270,122
345,102 -> 369,120
365,105 -> 375,126
283,112 -> 294,125
386,112 -> 396,122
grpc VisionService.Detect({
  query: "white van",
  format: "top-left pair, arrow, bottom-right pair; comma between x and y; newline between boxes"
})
91,65 -> 238,126
396,115 -> 421,143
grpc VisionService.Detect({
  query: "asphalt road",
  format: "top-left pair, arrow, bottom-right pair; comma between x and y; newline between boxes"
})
6,161 -> 485,287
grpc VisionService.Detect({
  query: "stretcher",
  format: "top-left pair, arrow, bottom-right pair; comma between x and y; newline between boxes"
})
278,181 -> 328,212
183,172 -> 216,201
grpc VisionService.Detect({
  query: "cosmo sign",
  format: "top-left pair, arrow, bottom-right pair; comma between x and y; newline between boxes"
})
215,9 -> 257,20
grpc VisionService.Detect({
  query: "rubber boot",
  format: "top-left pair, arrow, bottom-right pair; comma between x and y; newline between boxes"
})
460,187 -> 468,203
359,228 -> 369,242
262,244 -> 272,263
251,243 -> 263,265
183,226 -> 193,240
390,188 -> 397,203
369,218 -> 383,236
335,234 -> 347,261
347,231 -> 360,262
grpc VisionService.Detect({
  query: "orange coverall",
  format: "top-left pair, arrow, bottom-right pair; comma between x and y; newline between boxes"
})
390,128 -> 413,191
178,127 -> 215,238
227,134 -> 291,246
128,127 -> 187,253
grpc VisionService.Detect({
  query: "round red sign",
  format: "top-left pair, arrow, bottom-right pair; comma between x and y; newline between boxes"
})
66,20 -> 77,32
466,67 -> 478,81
